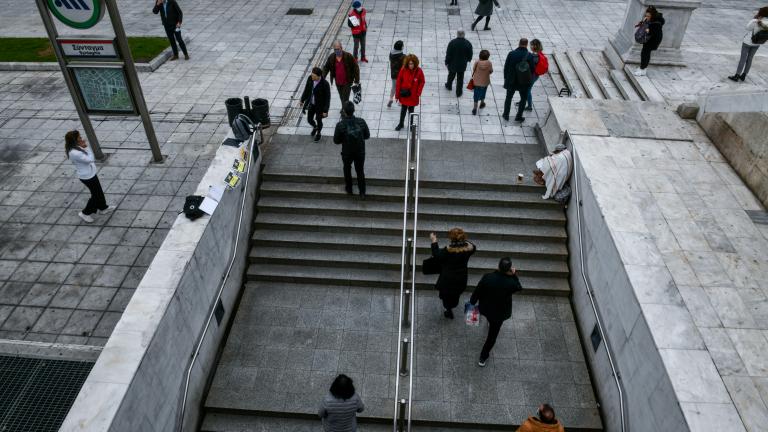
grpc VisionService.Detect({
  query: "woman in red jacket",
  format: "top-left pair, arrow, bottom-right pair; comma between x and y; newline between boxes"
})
394,54 -> 425,131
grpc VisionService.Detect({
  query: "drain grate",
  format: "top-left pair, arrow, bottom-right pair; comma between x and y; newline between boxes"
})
286,8 -> 313,15
0,356 -> 94,432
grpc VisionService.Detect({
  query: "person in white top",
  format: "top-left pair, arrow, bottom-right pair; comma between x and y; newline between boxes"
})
729,7 -> 768,82
65,130 -> 114,223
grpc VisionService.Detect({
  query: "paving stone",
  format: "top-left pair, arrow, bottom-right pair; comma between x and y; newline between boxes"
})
1,306 -> 43,331
49,285 -> 89,309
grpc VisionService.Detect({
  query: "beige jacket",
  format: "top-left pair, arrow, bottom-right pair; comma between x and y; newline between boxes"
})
471,60 -> 493,87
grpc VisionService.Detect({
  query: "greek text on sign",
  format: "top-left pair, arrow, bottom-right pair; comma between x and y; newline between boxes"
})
59,38 -> 117,59
47,0 -> 105,29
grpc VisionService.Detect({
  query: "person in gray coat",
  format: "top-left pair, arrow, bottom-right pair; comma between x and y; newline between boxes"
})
444,29 -> 474,97
471,0 -> 501,31
319,374 -> 365,432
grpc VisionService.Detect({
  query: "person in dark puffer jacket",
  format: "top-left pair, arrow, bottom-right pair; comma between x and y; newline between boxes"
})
388,40 -> 405,108
634,6 -> 665,76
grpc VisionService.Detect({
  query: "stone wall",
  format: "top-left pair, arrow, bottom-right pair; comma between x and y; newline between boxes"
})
59,135 -> 263,432
698,111 -> 768,208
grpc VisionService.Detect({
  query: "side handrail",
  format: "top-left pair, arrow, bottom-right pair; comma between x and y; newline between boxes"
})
406,113 -> 421,431
571,145 -> 627,432
176,125 -> 261,432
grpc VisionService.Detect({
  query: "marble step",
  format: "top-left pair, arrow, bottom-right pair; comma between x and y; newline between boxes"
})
253,211 -> 567,241
246,263 -> 571,295
251,229 -> 568,259
545,50 -> 570,96
565,50 -> 605,100
623,65 -> 665,102
256,197 -> 566,226
551,51 -> 586,98
609,69 -> 643,101
579,50 -> 623,100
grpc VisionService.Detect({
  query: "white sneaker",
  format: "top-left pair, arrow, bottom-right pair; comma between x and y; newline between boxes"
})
98,205 -> 116,215
478,358 -> 487,367
78,212 -> 94,223
633,68 -> 647,77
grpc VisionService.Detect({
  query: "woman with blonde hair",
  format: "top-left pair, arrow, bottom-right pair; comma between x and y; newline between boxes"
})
394,53 -> 425,131
65,130 -> 114,223
429,228 -> 476,318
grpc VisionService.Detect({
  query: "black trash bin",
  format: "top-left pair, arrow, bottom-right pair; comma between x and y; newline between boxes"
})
251,98 -> 270,128
225,97 -> 243,126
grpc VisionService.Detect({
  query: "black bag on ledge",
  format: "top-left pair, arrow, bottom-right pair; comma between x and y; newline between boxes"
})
183,195 -> 205,220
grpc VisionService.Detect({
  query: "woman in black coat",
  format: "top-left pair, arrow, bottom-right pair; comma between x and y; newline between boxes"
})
471,0 -> 500,31
299,67 -> 331,141
634,6 -> 665,76
430,228 -> 476,319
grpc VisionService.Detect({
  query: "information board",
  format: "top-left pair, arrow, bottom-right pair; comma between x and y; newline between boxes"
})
70,65 -> 135,114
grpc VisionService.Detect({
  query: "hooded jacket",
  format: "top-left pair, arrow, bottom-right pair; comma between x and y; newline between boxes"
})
744,18 -> 768,46
516,417 -> 565,432
471,59 -> 493,87
644,13 -> 665,50
389,49 -> 405,79
395,60 -> 425,107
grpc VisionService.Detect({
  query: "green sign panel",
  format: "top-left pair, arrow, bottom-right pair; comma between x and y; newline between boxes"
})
47,0 -> 105,29
70,65 -> 135,114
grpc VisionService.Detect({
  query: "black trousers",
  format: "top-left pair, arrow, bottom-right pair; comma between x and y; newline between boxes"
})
164,26 -> 188,57
336,84 -> 352,105
306,105 -> 324,134
80,175 -> 108,215
640,44 -> 653,69
398,105 -> 415,127
480,319 -> 504,361
503,86 -> 528,120
472,15 -> 490,28
446,70 -> 465,95
342,154 -> 366,195
353,33 -> 366,59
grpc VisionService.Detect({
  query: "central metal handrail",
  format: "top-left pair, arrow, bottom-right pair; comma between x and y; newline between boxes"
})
571,146 -> 627,432
393,113 -> 421,432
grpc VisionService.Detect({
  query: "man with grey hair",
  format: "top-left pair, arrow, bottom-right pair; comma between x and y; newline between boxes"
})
323,40 -> 360,107
444,29 -> 474,97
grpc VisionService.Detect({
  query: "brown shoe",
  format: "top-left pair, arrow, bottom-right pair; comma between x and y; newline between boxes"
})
170,55 -> 179,61
184,54 -> 189,60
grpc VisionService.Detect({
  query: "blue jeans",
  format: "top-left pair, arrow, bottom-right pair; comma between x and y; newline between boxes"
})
473,86 -> 488,102
525,75 -> 539,109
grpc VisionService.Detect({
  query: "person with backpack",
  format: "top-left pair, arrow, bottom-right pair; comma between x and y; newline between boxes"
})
394,54 -> 426,131
471,0 -> 500,31
299,67 -> 331,142
348,1 -> 368,63
522,39 -> 547,111
728,7 -> 768,82
64,130 -> 115,223
470,50 -> 493,115
388,40 -> 405,108
502,38 -> 535,123
633,6 -> 665,76
444,29 -> 474,97
334,102 -> 370,199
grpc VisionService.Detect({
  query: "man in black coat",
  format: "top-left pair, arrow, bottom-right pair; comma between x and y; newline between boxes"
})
333,102 -> 370,198
502,38 -> 536,122
470,257 -> 522,367
444,29 -> 473,97
153,0 -> 189,60
300,67 -> 331,142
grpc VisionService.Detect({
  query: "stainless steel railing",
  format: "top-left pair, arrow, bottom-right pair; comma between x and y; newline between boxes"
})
393,113 -> 421,432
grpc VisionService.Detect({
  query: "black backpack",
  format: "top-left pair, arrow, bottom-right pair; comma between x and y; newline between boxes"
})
752,29 -> 768,45
515,58 -> 533,86
183,195 -> 205,220
231,113 -> 255,142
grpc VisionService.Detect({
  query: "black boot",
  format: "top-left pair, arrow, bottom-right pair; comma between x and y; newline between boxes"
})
739,73 -> 746,81
728,74 -> 740,82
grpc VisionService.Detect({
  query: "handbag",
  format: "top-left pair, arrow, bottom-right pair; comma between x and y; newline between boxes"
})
422,256 -> 441,275
634,21 -> 650,43
399,88 -> 411,98
466,78 -> 475,90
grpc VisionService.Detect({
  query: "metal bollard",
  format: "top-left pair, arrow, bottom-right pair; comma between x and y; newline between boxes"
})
402,289 -> 411,328
400,338 -> 410,376
397,398 -> 408,432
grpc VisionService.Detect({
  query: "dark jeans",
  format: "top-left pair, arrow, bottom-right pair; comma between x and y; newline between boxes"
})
503,86 -> 528,120
525,75 -> 539,109
306,105 -> 324,134
480,319 -> 504,361
164,26 -> 188,57
446,70 -> 465,95
80,175 -> 108,215
353,33 -> 366,59
640,44 -> 653,69
336,84 -> 352,105
342,154 -> 366,195
398,105 -> 415,127
736,43 -> 760,76
472,15 -> 490,28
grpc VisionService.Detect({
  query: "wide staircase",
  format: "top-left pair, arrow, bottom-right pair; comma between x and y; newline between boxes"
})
200,136 -> 602,431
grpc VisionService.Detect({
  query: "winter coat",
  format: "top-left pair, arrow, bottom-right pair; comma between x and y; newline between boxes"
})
470,270 -> 521,322
152,0 -> 183,28
389,49 -> 405,79
299,76 -> 331,114
475,0 -> 500,17
743,18 -> 768,46
431,241 -> 476,301
323,51 -> 360,86
348,8 -> 367,36
333,116 -> 370,157
445,37 -> 474,72
516,417 -> 565,432
395,66 -> 425,107
642,13 -> 665,50
503,47 -> 535,89
471,59 -> 493,87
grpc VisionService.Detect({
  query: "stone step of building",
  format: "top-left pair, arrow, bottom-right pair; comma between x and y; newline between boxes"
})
260,180 -> 560,209
623,64 -> 666,102
257,196 -> 566,226
253,211 -> 568,241
248,246 -> 569,277
246,263 -> 570,296
566,50 -> 606,100
551,51 -> 587,98
580,50 -> 624,100
251,229 -> 569,260
609,69 -> 644,101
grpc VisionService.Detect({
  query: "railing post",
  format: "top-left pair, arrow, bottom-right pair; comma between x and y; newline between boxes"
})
397,398 -> 408,432
399,338 -> 410,376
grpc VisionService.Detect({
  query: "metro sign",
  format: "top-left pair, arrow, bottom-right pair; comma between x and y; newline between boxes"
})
47,0 -> 105,29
